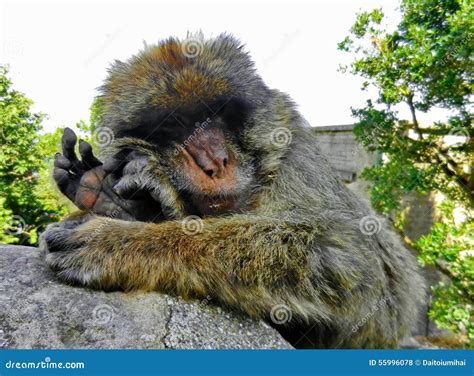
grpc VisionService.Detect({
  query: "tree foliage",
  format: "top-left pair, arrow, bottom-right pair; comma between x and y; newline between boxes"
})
418,201 -> 473,344
339,0 -> 473,345
339,0 -> 473,213
0,67 -> 71,245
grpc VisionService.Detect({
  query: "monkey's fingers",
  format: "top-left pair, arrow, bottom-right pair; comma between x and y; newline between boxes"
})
62,127 -> 85,174
112,156 -> 151,198
79,140 -> 102,169
122,156 -> 149,176
43,226 -> 83,253
113,173 -> 143,199
102,157 -> 127,175
53,166 -> 79,202
54,153 -> 72,170
61,127 -> 79,163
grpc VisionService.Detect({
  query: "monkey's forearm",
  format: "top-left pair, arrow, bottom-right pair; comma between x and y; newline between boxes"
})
66,216 -> 348,321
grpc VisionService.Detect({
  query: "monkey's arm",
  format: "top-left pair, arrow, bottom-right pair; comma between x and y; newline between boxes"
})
41,214 -> 364,322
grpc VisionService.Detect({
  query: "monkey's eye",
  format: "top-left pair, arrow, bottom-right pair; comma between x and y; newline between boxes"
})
215,100 -> 253,130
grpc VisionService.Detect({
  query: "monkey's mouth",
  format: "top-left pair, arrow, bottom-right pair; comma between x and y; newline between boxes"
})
191,194 -> 236,216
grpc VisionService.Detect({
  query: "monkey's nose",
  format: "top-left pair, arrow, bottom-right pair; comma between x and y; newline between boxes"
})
202,152 -> 229,179
184,127 -> 230,179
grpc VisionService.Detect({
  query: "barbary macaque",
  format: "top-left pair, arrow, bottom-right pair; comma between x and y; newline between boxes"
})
41,34 -> 425,348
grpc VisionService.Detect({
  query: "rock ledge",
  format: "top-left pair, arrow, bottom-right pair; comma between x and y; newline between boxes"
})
0,245 -> 291,349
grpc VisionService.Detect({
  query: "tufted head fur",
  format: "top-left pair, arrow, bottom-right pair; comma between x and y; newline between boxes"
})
98,33 -> 272,134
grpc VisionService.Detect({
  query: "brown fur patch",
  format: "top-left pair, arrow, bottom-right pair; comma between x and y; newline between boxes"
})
150,69 -> 230,107
150,41 -> 187,68
103,38 -> 234,111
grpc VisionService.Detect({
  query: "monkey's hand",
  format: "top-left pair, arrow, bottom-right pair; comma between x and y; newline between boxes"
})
54,128 -> 164,222
41,215 -> 150,287
40,215 -> 105,285
111,149 -> 186,221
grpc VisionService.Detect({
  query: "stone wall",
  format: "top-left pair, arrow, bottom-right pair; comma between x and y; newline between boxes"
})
313,124 -> 378,183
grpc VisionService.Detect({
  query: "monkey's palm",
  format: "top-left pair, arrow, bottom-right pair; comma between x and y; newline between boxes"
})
54,128 -> 163,222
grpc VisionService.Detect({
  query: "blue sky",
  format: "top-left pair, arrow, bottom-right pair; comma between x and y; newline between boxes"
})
1,0 -> 446,132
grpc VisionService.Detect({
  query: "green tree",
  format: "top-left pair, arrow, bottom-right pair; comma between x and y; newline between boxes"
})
0,67 -> 70,245
418,201 -> 473,344
339,0 -> 472,213
339,0 -> 473,345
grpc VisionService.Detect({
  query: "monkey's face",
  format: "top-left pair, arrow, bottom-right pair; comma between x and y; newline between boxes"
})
126,100 -> 257,217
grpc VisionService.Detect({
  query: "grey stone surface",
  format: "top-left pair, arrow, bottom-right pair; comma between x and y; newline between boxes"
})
313,125 -> 378,182
0,245 -> 291,349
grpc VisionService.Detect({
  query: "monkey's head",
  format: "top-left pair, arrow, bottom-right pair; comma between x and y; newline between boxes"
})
98,33 -> 300,216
